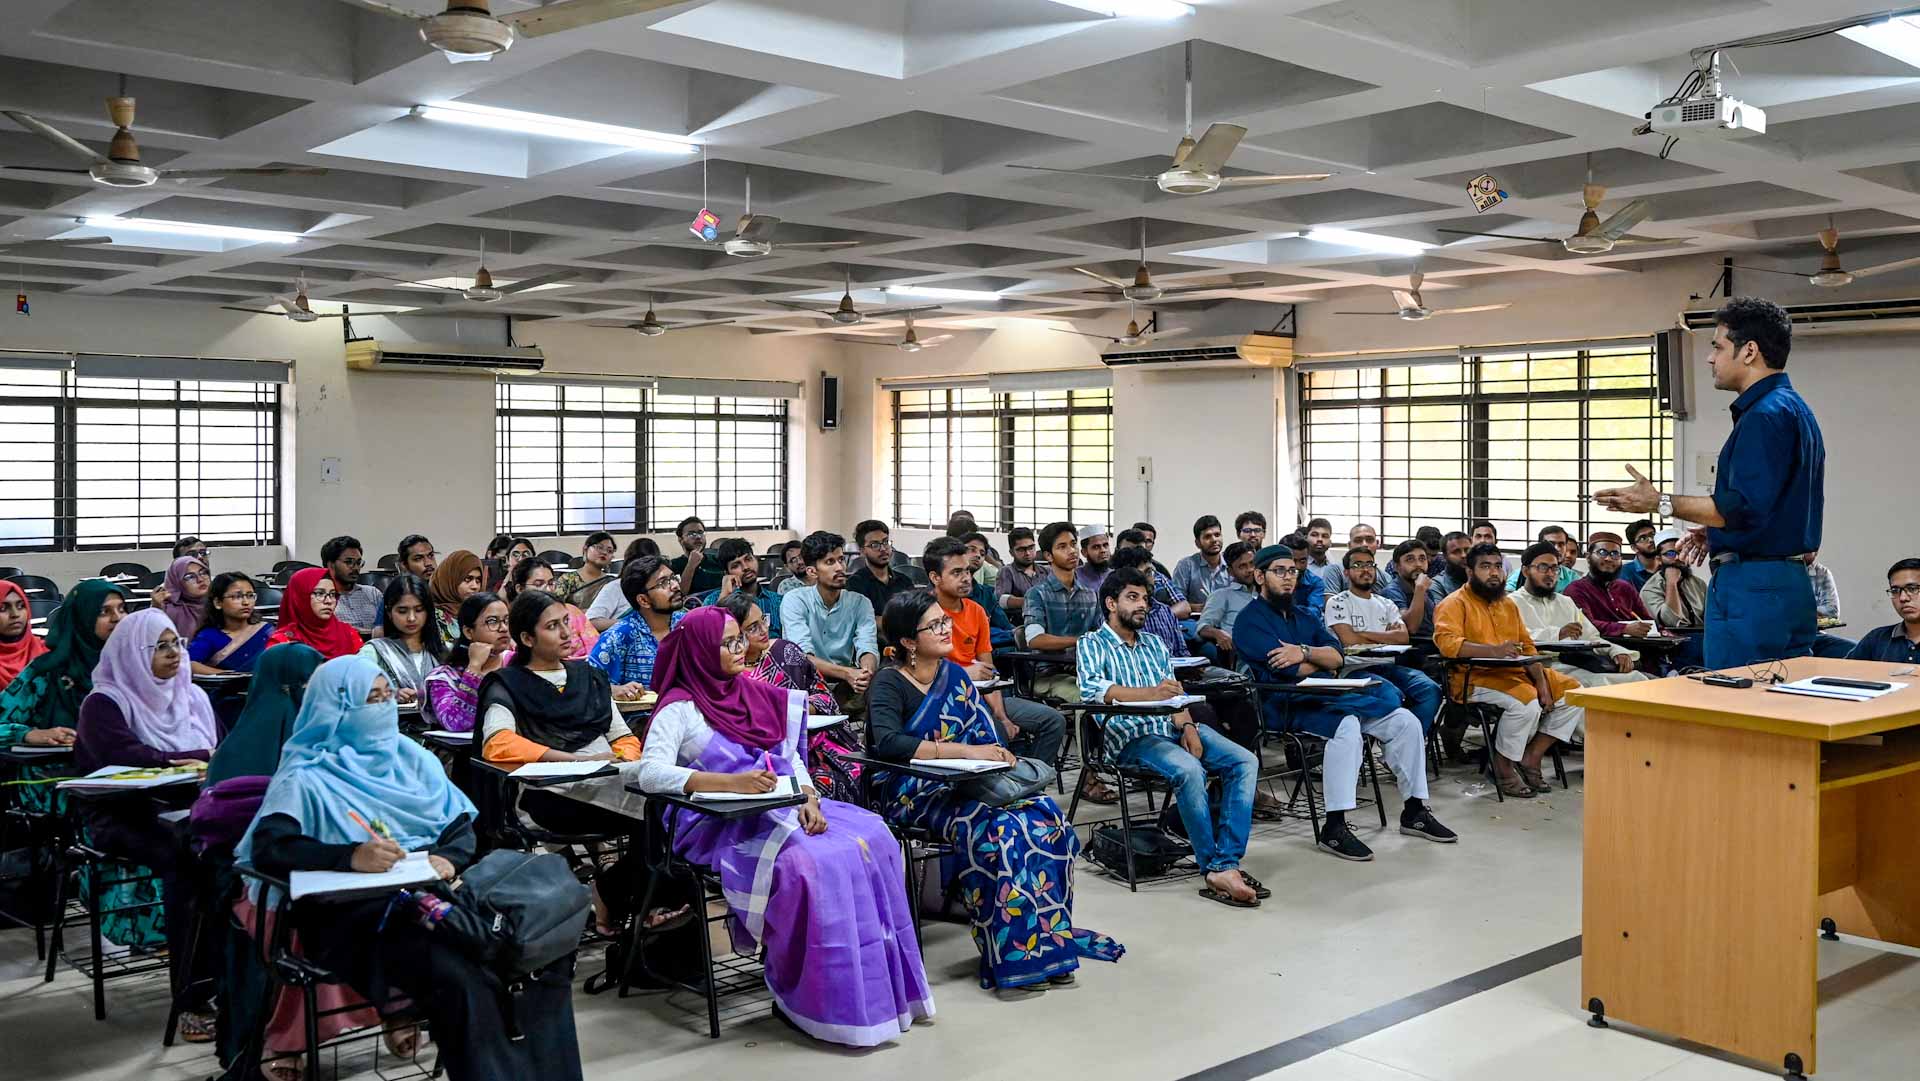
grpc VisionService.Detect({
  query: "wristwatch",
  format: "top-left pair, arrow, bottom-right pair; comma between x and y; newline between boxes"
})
1657,492 -> 1674,520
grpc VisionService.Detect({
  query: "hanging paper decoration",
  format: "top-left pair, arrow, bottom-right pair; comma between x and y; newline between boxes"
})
13,291 -> 25,316
689,207 -> 720,242
1467,173 -> 1509,213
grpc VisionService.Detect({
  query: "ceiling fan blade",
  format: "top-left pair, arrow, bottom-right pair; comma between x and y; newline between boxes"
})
1594,198 -> 1651,241
1434,228 -> 1563,244
1606,235 -> 1689,247
2,111 -> 105,166
1331,311 -> 1407,316
1722,263 -> 1810,279
1390,290 -> 1419,310
764,300 -> 839,315
1182,123 -> 1247,175
219,306 -> 284,315
1849,254 -> 1920,279
918,334 -> 954,345
501,0 -> 693,37
0,166 -> 95,175
864,304 -> 942,318
333,0 -> 428,20
359,273 -> 465,292
1432,303 -> 1512,315
662,318 -> 738,330
498,270 -> 582,294
1215,173 -> 1335,186
781,240 -> 862,251
273,295 -> 303,313
159,166 -> 331,179
833,336 -> 898,347
1050,328 -> 1120,341
737,214 -> 780,242
1072,266 -> 1131,289
1004,164 -> 1159,182
0,236 -> 115,249
1146,326 -> 1190,339
1147,282 -> 1242,297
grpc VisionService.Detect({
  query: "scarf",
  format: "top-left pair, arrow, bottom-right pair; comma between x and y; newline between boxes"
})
0,578 -> 126,731
237,656 -> 475,864
430,550 -> 482,617
161,555 -> 209,639
479,662 -> 612,754
206,643 -> 323,784
272,567 -> 362,660
0,580 -> 48,688
90,607 -> 220,755
651,605 -> 788,752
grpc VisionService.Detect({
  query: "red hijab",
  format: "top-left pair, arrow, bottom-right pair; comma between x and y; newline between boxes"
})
650,605 -> 789,752
268,567 -> 363,660
0,580 -> 48,688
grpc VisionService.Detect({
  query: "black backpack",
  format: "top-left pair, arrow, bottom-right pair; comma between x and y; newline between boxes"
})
440,850 -> 590,979
1088,824 -> 1192,878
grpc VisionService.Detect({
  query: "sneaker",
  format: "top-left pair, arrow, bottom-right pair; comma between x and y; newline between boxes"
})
1317,820 -> 1374,862
994,984 -> 1047,1001
1046,971 -> 1078,987
1399,808 -> 1458,843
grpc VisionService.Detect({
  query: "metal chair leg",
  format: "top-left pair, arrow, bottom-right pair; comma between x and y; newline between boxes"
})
43,847 -> 68,985
1365,741 -> 1387,828
87,856 -> 106,1021
1115,769 -> 1138,893
698,872 -> 721,1039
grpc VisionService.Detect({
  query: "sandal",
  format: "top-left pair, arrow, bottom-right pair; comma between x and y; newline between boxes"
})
1077,779 -> 1118,805
1197,885 -> 1260,909
1238,872 -> 1274,900
640,904 -> 694,935
382,1023 -> 419,1060
1519,763 -> 1552,794
175,1009 -> 216,1044
262,1054 -> 305,1081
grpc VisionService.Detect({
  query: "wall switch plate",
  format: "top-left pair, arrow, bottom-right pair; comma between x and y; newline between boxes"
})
1136,456 -> 1153,483
1693,452 -> 1717,491
320,456 -> 342,484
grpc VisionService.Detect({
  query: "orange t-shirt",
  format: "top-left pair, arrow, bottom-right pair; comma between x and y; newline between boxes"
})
941,597 -> 992,667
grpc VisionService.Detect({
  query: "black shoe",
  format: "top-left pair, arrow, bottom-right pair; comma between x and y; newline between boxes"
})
1317,820 -> 1374,862
1399,808 -> 1458,844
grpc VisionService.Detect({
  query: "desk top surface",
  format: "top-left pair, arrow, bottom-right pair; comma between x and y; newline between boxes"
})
1566,657 -> 1920,741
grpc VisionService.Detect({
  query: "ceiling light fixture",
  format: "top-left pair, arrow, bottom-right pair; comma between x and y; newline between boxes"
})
1046,0 -> 1193,17
1302,228 -> 1434,256
79,216 -> 298,244
1839,15 -> 1920,68
413,102 -> 700,153
886,285 -> 1004,302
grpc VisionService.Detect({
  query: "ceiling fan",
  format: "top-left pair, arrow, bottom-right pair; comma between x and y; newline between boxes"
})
1053,301 -> 1186,348
1333,270 -> 1510,322
338,0 -> 689,62
685,174 -> 860,259
3,78 -> 329,189
1069,219 -> 1246,302
766,268 -> 939,325
368,235 -> 578,302
1007,42 -> 1331,195
1437,156 -> 1676,255
620,295 -> 736,336
220,276 -> 347,324
1729,219 -> 1920,289
836,311 -> 952,353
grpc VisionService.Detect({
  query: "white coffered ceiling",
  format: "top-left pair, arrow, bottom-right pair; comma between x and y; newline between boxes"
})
4,0 -> 1920,338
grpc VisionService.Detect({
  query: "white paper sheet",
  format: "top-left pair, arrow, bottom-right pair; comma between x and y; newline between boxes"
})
512,761 -> 614,780
289,851 -> 437,901
1352,644 -> 1412,654
1170,656 -> 1209,669
689,773 -> 802,802
1297,677 -> 1372,689
1768,678 -> 1908,702
1127,693 -> 1206,709
907,758 -> 1012,774
807,714 -> 849,731
57,764 -> 203,790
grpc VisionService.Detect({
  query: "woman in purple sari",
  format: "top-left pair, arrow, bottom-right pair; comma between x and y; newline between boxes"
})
637,606 -> 933,1047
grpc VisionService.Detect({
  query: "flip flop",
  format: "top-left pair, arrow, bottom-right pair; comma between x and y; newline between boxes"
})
1077,781 -> 1119,806
1197,885 -> 1260,909
1237,872 -> 1274,900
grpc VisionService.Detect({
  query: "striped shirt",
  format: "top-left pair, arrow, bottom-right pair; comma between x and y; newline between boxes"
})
1023,570 -> 1101,643
1076,622 -> 1179,762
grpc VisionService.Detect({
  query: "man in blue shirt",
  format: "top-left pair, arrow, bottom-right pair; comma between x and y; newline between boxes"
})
692,537 -> 781,637
1598,297 -> 1824,668
780,530 -> 878,714
1848,558 -> 1920,664
1619,519 -> 1659,591
1278,532 -> 1325,616
1379,539 -> 1447,638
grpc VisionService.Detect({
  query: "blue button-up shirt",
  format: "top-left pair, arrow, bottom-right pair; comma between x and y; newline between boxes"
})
1075,622 -> 1180,761
780,586 -> 878,668
1378,572 -> 1448,636
1709,373 -> 1824,558
1847,624 -> 1920,664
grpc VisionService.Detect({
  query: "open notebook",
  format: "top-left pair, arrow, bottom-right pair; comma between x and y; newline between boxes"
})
689,773 -> 803,802
907,757 -> 1011,775
289,851 -> 437,901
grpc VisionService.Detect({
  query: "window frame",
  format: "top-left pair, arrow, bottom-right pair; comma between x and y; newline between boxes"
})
889,386 -> 1114,531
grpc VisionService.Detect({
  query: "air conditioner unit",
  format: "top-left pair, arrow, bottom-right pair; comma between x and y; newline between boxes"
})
344,339 -> 546,374
1679,297 -> 1920,336
1099,332 -> 1294,370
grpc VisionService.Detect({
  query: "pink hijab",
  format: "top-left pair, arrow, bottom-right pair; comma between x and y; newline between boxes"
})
91,607 -> 219,754
161,555 -> 209,639
650,605 -> 788,752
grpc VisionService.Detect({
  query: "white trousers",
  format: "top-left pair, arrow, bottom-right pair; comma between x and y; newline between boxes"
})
1468,687 -> 1583,761
1323,707 -> 1428,813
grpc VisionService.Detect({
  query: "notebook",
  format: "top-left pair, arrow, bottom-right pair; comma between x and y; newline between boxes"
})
907,758 -> 1012,775
1768,678 -> 1907,703
808,714 -> 850,731
512,761 -> 618,782
289,851 -> 437,901
1128,693 -> 1206,709
1296,677 -> 1372,690
689,773 -> 802,802
57,764 -> 203,791
1170,656 -> 1209,669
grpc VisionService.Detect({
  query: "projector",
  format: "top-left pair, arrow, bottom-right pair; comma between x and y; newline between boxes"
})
1647,93 -> 1765,138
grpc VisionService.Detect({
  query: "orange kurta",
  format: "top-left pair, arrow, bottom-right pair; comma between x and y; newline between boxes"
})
1431,587 -> 1579,703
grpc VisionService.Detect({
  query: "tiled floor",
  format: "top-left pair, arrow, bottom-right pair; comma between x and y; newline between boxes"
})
2,763 -> 1910,1080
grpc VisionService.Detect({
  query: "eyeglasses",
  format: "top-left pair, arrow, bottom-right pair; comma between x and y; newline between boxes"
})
181,571 -> 209,585
1590,547 -> 1622,558
744,620 -> 769,638
1347,561 -> 1376,570
863,539 -> 893,551
335,557 -> 364,568
1265,566 -> 1300,578
1525,562 -> 1560,573
917,615 -> 955,635
147,639 -> 182,658
1658,550 -> 1681,560
720,635 -> 749,653
223,591 -> 257,603
185,548 -> 209,560
310,590 -> 340,602
1887,584 -> 1920,599
589,544 -> 617,556
479,616 -> 509,630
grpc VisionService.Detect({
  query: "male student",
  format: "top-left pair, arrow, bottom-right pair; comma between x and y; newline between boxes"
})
959,533 -> 1017,648
1509,541 -> 1646,691
1174,515 -> 1231,611
780,530 -> 879,714
1129,521 -> 1173,578
846,519 -> 916,615
1304,517 -> 1343,593
692,537 -> 782,637
1620,519 -> 1660,591
923,537 -> 1065,765
670,517 -> 728,597
1075,525 -> 1114,592
323,535 -> 382,635
1117,529 -> 1192,620
1277,533 -> 1325,617
1233,545 -> 1456,859
1321,547 -> 1443,734
996,527 -> 1043,616
1196,541 -> 1259,662
1023,522 -> 1103,701
1563,532 -> 1657,639
775,540 -> 811,594
1639,527 -> 1708,670
1234,511 -> 1268,547
1848,558 -> 1920,664
1437,532 -> 1473,594
1470,519 -> 1519,577
1432,543 -> 1584,799
398,533 -> 437,580
1348,523 -> 1381,556
1378,539 -> 1447,639
1504,525 -> 1577,592
1077,568 -> 1263,906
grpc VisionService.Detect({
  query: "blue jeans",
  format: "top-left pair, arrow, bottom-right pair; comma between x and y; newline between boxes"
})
1114,724 -> 1257,873
1367,663 -> 1442,735
1705,559 -> 1816,669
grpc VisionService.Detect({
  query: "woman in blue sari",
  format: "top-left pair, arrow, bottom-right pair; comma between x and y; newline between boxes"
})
189,571 -> 274,675
866,591 -> 1124,996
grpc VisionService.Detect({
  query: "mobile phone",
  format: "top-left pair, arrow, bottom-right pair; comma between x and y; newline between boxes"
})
1700,674 -> 1753,688
1810,677 -> 1892,692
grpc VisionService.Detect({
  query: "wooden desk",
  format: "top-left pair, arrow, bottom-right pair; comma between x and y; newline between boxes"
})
1569,657 -> 1920,1078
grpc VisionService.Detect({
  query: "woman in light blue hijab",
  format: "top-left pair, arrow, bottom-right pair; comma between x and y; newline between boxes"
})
239,656 -> 583,1081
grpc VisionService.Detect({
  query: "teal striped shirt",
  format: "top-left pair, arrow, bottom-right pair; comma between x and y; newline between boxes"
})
1075,623 -> 1179,762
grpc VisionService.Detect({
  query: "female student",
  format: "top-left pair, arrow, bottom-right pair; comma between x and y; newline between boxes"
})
478,590 -> 688,939
422,592 -> 508,733
429,550 -> 486,644
266,568 -> 363,661
73,608 -> 221,1041
358,574 -> 445,705
556,531 -> 618,613
583,537 -> 662,629
206,643 -> 323,785
161,553 -> 213,639
0,579 -> 128,752
506,558 -> 597,659
237,656 -> 585,1081
868,591 -> 1123,995
636,605 -> 934,1047
586,557 -> 681,694
0,580 -> 47,693
190,571 -> 274,675
719,591 -> 863,803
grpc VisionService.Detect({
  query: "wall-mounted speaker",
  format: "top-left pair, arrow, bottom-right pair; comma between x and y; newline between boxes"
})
1655,328 -> 1691,420
820,372 -> 840,430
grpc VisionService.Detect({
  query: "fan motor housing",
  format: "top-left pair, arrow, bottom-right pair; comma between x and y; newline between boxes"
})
1156,168 -> 1222,195
723,238 -> 772,258
419,12 -> 515,58
91,161 -> 158,187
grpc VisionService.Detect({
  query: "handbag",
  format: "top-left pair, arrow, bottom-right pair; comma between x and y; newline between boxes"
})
954,755 -> 1056,807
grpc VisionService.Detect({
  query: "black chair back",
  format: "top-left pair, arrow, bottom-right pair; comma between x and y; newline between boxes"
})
272,560 -> 316,577
256,586 -> 284,612
99,561 -> 153,579
536,549 -> 574,566
0,566 -> 22,580
137,571 -> 165,590
376,553 -> 398,571
7,574 -> 60,599
358,570 -> 393,594
29,597 -> 60,620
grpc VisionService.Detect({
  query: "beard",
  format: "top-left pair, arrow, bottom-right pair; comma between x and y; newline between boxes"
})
1262,588 -> 1295,612
1119,608 -> 1146,631
1525,581 -> 1558,598
1469,578 -> 1507,602
1588,565 -> 1618,585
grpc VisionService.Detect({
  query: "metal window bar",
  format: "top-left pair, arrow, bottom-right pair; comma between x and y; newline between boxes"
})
891,387 -> 1114,531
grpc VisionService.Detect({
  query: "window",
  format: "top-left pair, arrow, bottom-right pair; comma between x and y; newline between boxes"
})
1299,344 -> 1673,547
0,364 -> 281,552
891,387 -> 1113,530
495,381 -> 788,536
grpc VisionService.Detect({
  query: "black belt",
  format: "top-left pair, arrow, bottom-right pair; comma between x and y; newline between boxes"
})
1708,552 -> 1799,568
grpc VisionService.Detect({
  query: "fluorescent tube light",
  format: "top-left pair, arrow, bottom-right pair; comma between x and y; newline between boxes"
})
80,217 -> 299,244
886,285 -> 1004,302
1303,228 -> 1433,255
1839,16 -> 1920,69
414,102 -> 701,153
1046,0 -> 1192,16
